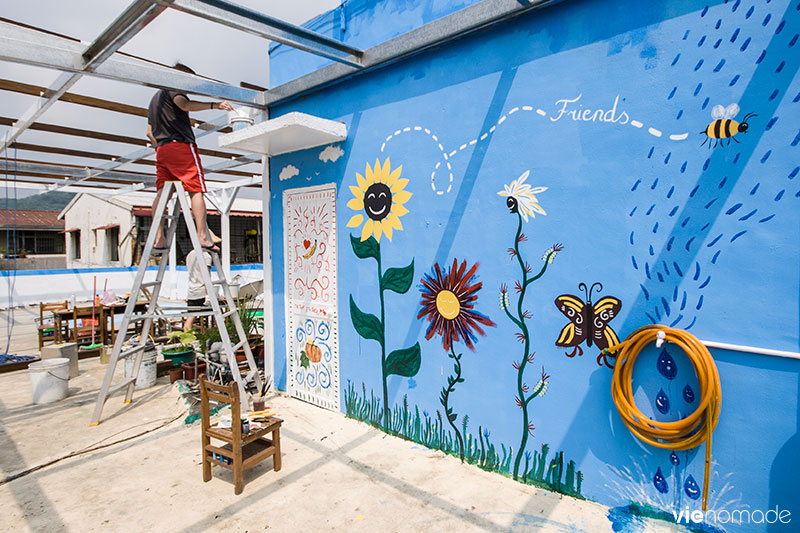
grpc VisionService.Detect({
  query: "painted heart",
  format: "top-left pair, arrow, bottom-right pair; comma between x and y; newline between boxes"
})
303,239 -> 311,249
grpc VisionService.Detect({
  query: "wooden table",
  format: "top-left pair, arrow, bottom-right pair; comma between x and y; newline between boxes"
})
54,301 -> 149,345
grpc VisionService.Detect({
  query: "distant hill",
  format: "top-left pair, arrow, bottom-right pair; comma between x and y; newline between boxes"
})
4,191 -> 76,211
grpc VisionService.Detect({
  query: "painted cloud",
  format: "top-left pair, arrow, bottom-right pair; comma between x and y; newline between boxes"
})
319,145 -> 344,163
279,164 -> 299,181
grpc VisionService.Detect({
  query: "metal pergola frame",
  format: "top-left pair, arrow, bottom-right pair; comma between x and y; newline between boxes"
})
0,0 -> 558,194
0,0 -> 369,192
0,0 -> 562,385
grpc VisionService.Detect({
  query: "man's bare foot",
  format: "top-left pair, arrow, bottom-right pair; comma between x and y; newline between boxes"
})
153,238 -> 167,249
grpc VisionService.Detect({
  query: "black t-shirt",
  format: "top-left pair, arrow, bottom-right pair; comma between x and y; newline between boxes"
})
147,90 -> 196,146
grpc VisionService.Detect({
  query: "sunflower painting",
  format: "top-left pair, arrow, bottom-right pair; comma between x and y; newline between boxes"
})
418,259 -> 496,461
497,170 -> 563,480
346,158 -> 412,242
347,158 -> 420,430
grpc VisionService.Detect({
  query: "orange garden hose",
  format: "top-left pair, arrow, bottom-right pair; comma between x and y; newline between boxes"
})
604,325 -> 722,510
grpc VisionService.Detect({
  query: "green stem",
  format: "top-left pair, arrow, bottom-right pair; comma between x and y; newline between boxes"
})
507,215 -> 557,480
512,213 -> 531,480
525,379 -> 547,406
377,241 -> 389,430
527,250 -> 556,286
478,425 -> 486,466
502,302 -> 523,329
441,345 -> 465,462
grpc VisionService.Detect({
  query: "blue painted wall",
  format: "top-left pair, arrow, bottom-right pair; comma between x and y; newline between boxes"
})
269,0 -> 482,86
268,0 -> 799,530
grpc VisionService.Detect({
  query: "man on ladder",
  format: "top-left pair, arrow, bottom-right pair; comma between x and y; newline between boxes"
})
89,64 -> 262,426
146,62 -> 233,252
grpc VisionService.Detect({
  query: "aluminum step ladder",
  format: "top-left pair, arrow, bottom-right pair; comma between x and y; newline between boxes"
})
90,181 -> 262,426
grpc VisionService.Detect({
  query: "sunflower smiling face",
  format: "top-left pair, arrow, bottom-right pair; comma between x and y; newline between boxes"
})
346,158 -> 411,242
364,182 -> 392,220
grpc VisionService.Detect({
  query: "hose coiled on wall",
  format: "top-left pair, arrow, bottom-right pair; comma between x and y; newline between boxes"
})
605,325 -> 721,510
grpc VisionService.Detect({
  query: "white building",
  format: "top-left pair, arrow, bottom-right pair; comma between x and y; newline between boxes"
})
59,192 -> 262,268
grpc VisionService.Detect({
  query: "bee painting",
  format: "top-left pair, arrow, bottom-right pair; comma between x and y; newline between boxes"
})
555,282 -> 621,368
700,103 -> 757,148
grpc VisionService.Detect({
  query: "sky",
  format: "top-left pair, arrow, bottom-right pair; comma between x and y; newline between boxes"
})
0,0 -> 342,199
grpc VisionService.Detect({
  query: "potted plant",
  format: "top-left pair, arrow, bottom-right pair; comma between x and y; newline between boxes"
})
194,296 -> 263,362
162,328 -> 197,367
234,295 -> 263,361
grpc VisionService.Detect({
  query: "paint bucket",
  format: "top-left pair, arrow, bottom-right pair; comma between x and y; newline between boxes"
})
124,345 -> 157,390
100,345 -> 111,364
228,108 -> 254,131
28,358 -> 70,404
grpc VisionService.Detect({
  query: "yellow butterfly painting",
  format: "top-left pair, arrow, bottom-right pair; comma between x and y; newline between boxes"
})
555,282 -> 621,367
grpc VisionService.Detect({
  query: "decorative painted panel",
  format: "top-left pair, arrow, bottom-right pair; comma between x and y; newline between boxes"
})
283,184 -> 339,410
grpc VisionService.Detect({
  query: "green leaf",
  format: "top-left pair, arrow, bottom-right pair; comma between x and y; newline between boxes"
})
381,260 -> 415,294
349,295 -> 383,343
448,413 -> 458,422
300,351 -> 310,369
350,234 -> 379,261
384,342 -> 421,377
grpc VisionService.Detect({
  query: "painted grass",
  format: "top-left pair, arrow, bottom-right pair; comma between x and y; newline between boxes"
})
344,381 -> 584,498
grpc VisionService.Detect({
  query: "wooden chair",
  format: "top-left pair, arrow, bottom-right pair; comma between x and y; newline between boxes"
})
199,376 -> 282,494
71,305 -> 106,347
37,301 -> 69,350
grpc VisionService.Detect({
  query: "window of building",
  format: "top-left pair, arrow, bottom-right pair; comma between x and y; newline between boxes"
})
71,231 -> 81,259
106,226 -> 119,262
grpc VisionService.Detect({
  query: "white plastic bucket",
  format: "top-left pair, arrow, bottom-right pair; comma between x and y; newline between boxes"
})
29,358 -> 70,404
228,108 -> 254,131
124,346 -> 157,390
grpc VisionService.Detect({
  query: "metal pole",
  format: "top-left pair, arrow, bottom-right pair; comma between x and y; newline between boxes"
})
260,148 -> 274,387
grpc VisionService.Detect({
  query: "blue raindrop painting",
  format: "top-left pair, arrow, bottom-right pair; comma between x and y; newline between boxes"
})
656,388 -> 671,414
670,451 -> 680,466
657,349 -> 678,380
683,384 -> 695,404
654,467 -> 669,494
684,474 -> 701,500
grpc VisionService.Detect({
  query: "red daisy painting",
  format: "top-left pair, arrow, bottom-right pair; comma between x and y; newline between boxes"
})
417,258 -> 496,351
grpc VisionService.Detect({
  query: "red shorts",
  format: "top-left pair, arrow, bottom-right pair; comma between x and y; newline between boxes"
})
155,142 -> 206,192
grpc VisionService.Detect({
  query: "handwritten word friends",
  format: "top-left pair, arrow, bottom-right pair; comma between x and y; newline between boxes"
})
550,94 -> 630,125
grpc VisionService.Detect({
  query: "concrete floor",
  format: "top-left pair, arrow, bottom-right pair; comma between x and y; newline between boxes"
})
0,307 -> 682,532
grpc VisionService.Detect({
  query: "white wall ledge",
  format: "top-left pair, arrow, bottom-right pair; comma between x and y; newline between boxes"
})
218,112 -> 346,156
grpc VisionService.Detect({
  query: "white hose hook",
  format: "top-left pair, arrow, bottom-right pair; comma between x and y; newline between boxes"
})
655,330 -> 667,348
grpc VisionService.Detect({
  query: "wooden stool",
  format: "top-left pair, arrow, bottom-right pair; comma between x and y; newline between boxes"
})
199,376 -> 282,494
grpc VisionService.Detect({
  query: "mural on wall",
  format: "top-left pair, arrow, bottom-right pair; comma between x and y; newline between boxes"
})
626,0 -> 798,342
269,0 -> 799,530
380,94 -> 691,199
496,171 -> 564,480
342,167 -> 585,499
346,158 -> 420,428
604,347 -> 741,533
554,282 -> 622,368
284,184 -> 340,410
342,382 -> 586,497
417,258 -> 496,461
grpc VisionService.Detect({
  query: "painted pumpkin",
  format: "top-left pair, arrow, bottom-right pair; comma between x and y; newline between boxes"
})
305,341 -> 322,363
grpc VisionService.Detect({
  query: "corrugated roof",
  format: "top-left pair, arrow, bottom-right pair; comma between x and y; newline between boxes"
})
0,209 -> 65,229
